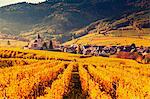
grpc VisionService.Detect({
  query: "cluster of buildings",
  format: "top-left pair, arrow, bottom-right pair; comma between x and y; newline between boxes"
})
24,34 -> 60,50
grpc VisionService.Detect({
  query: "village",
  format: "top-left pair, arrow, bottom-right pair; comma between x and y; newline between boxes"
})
23,34 -> 150,64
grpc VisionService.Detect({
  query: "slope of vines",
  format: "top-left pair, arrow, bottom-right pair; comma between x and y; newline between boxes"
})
0,48 -> 149,98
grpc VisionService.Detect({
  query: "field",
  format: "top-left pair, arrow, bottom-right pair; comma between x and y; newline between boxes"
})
0,39 -> 28,48
65,29 -> 150,47
0,47 -> 150,99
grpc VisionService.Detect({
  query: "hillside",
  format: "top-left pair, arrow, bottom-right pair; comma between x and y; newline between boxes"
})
69,8 -> 150,38
0,0 -> 149,42
64,28 -> 150,46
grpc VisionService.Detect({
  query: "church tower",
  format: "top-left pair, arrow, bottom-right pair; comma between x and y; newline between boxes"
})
37,34 -> 41,39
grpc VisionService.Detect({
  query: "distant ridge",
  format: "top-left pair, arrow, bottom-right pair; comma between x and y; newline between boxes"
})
0,0 -> 149,42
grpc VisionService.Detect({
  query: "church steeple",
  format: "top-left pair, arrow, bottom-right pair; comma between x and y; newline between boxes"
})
37,34 -> 41,39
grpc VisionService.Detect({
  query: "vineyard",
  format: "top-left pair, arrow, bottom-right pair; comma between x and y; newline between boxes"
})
64,33 -> 150,47
0,48 -> 150,99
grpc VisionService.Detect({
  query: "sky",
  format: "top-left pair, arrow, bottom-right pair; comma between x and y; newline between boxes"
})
0,0 -> 46,7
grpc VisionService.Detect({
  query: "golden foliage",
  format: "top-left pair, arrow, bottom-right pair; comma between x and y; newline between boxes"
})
0,48 -> 149,98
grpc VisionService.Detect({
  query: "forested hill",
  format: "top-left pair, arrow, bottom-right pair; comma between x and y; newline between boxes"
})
0,0 -> 149,42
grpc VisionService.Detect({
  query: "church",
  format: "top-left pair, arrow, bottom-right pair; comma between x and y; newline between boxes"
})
24,34 -> 54,50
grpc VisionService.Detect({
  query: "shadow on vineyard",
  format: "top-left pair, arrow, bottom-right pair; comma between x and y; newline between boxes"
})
64,65 -> 86,99
27,63 -> 68,99
0,59 -> 31,68
0,49 -> 74,62
86,65 -> 118,99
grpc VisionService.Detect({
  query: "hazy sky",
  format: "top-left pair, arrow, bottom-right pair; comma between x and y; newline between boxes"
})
0,0 -> 45,7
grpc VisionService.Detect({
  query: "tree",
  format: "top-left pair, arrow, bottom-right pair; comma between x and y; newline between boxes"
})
7,40 -> 11,45
71,33 -> 76,40
49,40 -> 53,49
43,42 -> 48,49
